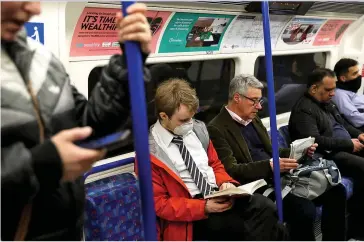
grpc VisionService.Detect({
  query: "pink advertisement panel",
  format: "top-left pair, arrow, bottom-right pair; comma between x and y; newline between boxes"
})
313,19 -> 353,46
70,7 -> 172,57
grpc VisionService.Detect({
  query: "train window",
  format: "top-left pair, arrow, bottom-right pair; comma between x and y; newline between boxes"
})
255,52 -> 326,118
87,58 -> 235,156
147,58 -> 235,125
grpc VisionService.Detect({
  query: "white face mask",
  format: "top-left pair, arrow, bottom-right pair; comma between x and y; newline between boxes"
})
173,120 -> 193,136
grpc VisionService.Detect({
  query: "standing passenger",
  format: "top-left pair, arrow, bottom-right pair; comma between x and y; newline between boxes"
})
139,78 -> 288,241
1,2 -> 152,240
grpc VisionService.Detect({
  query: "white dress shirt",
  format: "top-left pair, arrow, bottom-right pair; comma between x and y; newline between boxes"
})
152,120 -> 218,196
225,106 -> 252,126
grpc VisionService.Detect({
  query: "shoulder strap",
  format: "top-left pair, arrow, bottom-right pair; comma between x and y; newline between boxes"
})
4,39 -> 46,241
14,204 -> 33,241
14,80 -> 45,241
192,119 -> 209,152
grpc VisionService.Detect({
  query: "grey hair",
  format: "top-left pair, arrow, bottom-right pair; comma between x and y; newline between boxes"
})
228,74 -> 264,100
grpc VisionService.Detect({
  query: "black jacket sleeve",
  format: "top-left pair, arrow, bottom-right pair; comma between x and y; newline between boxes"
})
73,50 -> 151,137
1,140 -> 63,204
291,109 -> 353,153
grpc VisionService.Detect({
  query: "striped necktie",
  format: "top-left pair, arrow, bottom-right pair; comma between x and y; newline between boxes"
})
172,136 -> 215,197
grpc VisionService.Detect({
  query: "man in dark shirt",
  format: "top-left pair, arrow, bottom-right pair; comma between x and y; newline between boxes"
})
289,68 -> 364,240
208,74 -> 347,241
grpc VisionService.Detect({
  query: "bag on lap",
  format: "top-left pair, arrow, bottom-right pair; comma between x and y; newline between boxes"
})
264,157 -> 341,200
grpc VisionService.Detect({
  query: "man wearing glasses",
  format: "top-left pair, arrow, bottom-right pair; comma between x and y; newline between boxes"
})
207,74 -> 342,241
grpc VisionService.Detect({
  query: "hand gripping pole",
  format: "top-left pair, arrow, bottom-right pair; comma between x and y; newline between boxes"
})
121,2 -> 157,240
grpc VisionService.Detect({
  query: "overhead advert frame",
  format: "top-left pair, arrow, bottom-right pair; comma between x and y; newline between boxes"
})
68,6 -> 357,58
69,7 -> 172,57
158,12 -> 234,53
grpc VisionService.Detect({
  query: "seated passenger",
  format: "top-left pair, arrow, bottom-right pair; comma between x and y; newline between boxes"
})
144,79 -> 288,241
1,1 -> 152,241
332,58 -> 364,131
146,63 -> 175,126
289,68 -> 364,240
207,74 -> 347,241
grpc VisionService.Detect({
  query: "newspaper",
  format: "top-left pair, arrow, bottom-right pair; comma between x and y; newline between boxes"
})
289,137 -> 315,161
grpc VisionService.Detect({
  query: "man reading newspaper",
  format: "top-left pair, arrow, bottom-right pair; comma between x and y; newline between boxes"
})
208,74 -> 346,240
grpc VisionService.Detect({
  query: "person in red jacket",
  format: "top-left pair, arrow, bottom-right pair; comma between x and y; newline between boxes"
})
139,79 -> 288,241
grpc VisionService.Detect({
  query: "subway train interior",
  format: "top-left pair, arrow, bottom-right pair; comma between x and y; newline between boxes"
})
16,0 -> 364,241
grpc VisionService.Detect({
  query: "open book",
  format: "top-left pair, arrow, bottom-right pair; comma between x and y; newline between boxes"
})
204,179 -> 267,199
289,136 -> 315,161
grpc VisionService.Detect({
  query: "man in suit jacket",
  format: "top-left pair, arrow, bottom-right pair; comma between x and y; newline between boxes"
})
140,78 -> 288,241
208,74 -> 347,241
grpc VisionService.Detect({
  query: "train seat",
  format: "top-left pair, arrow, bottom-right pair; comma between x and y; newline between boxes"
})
83,125 -> 354,241
84,160 -> 144,241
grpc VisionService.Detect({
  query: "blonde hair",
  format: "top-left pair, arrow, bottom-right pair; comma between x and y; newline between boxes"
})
155,79 -> 199,118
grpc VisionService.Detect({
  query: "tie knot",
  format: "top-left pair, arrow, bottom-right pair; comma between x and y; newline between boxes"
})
172,136 -> 183,145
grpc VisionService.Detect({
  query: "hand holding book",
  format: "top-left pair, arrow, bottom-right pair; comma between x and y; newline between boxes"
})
204,197 -> 234,214
204,179 -> 267,199
219,182 -> 236,191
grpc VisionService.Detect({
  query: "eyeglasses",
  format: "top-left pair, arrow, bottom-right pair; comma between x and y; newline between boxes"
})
241,95 -> 264,106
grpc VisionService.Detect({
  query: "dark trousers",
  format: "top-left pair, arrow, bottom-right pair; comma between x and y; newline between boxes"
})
193,194 -> 288,241
329,151 -> 364,239
281,193 -> 316,241
266,184 -> 346,241
314,184 -> 347,241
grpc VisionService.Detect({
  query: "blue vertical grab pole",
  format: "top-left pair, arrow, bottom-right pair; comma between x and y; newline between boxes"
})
121,2 -> 157,240
261,1 -> 284,222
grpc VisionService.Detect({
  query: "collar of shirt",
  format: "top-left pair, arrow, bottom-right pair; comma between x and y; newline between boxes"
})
154,120 -> 174,147
225,106 -> 252,126
153,120 -> 193,147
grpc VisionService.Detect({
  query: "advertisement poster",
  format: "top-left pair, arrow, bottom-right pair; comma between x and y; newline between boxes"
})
158,13 -> 234,53
313,19 -> 353,46
70,7 -> 171,57
221,15 -> 290,51
281,18 -> 326,45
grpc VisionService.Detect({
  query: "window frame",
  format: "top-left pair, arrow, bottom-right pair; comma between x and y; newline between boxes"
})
253,51 -> 328,119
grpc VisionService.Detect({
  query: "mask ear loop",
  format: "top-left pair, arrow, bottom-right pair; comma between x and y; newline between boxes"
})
162,117 -> 176,134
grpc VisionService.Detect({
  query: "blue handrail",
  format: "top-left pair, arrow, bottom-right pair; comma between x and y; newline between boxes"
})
120,2 -> 157,240
261,1 -> 284,222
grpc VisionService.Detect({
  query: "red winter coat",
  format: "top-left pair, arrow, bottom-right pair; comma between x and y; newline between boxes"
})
135,141 -> 238,241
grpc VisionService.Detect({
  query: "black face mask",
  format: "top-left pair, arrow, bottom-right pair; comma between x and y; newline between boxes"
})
336,75 -> 362,93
